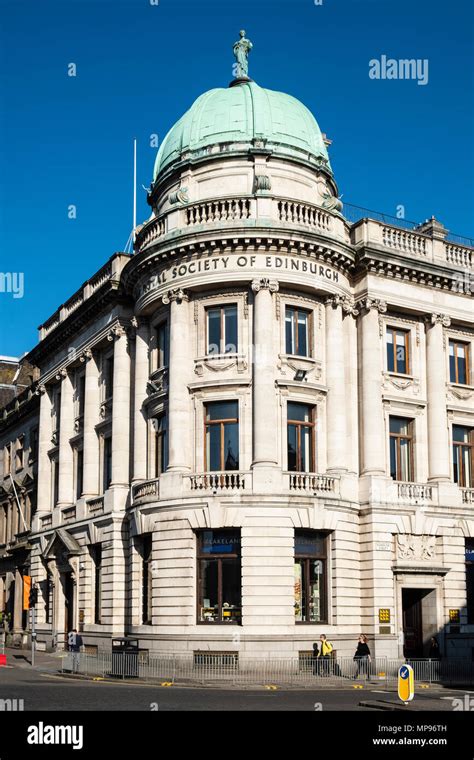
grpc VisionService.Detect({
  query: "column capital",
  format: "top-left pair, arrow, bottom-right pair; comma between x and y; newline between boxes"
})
427,313 -> 451,328
162,288 -> 189,305
35,384 -> 47,396
54,368 -> 68,382
325,294 -> 359,316
129,316 -> 149,334
107,323 -> 127,341
78,348 -> 92,363
251,278 -> 279,294
356,297 -> 387,315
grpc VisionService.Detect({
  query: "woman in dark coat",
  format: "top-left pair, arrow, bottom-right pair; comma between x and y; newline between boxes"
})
312,642 -> 320,675
353,634 -> 371,680
428,637 -> 441,660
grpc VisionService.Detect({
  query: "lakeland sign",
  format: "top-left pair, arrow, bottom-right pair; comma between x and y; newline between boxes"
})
136,252 -> 347,301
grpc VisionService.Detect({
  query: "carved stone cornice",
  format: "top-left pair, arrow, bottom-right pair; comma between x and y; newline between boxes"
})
78,348 -> 92,363
54,368 -> 67,382
162,288 -> 189,305
356,297 -> 387,314
251,278 -> 279,294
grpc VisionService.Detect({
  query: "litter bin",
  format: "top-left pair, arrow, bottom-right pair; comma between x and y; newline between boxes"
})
110,637 -> 139,678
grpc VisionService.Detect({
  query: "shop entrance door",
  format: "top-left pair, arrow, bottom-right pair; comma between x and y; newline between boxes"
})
402,588 -> 436,658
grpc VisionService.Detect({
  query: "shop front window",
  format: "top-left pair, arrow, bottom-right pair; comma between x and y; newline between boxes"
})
197,529 -> 241,624
294,531 -> 328,623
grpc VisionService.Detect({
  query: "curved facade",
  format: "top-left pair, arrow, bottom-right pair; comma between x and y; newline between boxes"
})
17,68 -> 474,660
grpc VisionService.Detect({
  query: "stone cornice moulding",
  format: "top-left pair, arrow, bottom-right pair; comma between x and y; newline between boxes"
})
38,319 -> 130,388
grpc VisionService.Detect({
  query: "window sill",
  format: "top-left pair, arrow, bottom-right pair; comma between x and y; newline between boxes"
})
386,371 -> 413,380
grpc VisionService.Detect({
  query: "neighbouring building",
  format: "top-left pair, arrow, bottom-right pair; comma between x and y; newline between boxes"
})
5,38 -> 473,660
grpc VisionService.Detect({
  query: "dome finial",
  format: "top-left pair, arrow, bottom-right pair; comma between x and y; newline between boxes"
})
232,29 -> 253,83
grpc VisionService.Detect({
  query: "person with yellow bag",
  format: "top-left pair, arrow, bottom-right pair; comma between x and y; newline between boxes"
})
319,634 -> 334,677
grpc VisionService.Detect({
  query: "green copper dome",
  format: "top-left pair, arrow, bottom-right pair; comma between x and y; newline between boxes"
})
153,80 -> 331,181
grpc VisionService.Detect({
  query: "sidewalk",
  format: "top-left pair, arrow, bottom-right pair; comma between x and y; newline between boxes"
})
2,646 -> 65,673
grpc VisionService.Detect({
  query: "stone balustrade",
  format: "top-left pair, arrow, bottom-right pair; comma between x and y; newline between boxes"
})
396,482 -> 434,502
131,478 -> 160,503
189,471 -> 248,492
287,472 -> 338,495
86,496 -> 105,515
461,488 -> 474,505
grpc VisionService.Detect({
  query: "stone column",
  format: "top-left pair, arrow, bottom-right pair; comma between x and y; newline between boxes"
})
163,289 -> 191,472
251,278 -> 279,468
325,295 -> 350,472
81,350 -> 100,498
426,314 -> 451,482
111,326 -> 131,487
57,369 -> 74,507
358,298 -> 387,476
132,318 -> 150,482
36,385 -> 52,518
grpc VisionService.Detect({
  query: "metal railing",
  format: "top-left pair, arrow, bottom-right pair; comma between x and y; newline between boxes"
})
61,653 -> 474,687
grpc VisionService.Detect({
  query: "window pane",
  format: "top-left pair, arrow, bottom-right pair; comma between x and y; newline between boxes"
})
294,561 -> 303,622
221,559 -> 241,622
301,425 -> 312,472
396,332 -> 407,373
453,425 -> 470,443
223,421 -> 239,470
400,439 -> 411,481
288,402 -> 311,422
295,532 -> 326,557
449,352 -> 456,383
207,308 -> 221,354
458,353 -> 467,385
390,417 -> 409,435
224,306 -> 238,353
200,530 -> 241,555
309,560 -> 324,622
453,445 -> 460,484
390,436 -> 397,479
287,424 -> 297,471
157,323 -> 169,368
462,446 -> 472,487
206,401 -> 238,421
200,560 -> 219,622
285,310 -> 294,354
206,424 -> 221,471
386,330 -> 395,373
297,311 -> 308,357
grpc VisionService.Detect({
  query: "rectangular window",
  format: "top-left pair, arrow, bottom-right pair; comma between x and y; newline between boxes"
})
142,535 -> 153,625
52,387 -> 61,434
294,530 -> 328,623
154,414 -> 168,476
4,445 -> 11,476
29,428 -> 39,464
197,529 -> 241,624
15,436 -> 24,470
76,373 -> 86,418
157,321 -> 169,369
52,458 -> 59,508
453,425 -> 473,488
386,327 -> 410,374
204,401 -> 239,471
75,449 -> 84,500
449,340 -> 470,385
466,539 -> 474,625
206,305 -> 238,355
103,437 -> 112,492
389,417 -> 414,481
91,544 -> 102,624
285,307 -> 311,357
287,402 -> 315,472
103,355 -> 114,400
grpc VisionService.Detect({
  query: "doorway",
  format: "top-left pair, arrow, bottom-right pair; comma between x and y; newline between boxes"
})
402,587 -> 437,658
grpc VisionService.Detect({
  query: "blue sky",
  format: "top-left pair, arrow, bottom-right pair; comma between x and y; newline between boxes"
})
0,0 -> 473,357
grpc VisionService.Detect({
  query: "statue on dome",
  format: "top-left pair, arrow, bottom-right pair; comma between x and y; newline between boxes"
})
233,30 -> 252,79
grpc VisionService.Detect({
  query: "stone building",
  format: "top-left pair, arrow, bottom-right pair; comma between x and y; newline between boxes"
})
12,45 -> 474,659
0,356 -> 39,645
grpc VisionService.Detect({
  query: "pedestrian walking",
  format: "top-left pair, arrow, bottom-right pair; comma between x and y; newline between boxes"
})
353,634 -> 371,680
67,628 -> 83,673
312,641 -> 320,675
319,634 -> 334,676
428,636 -> 441,660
